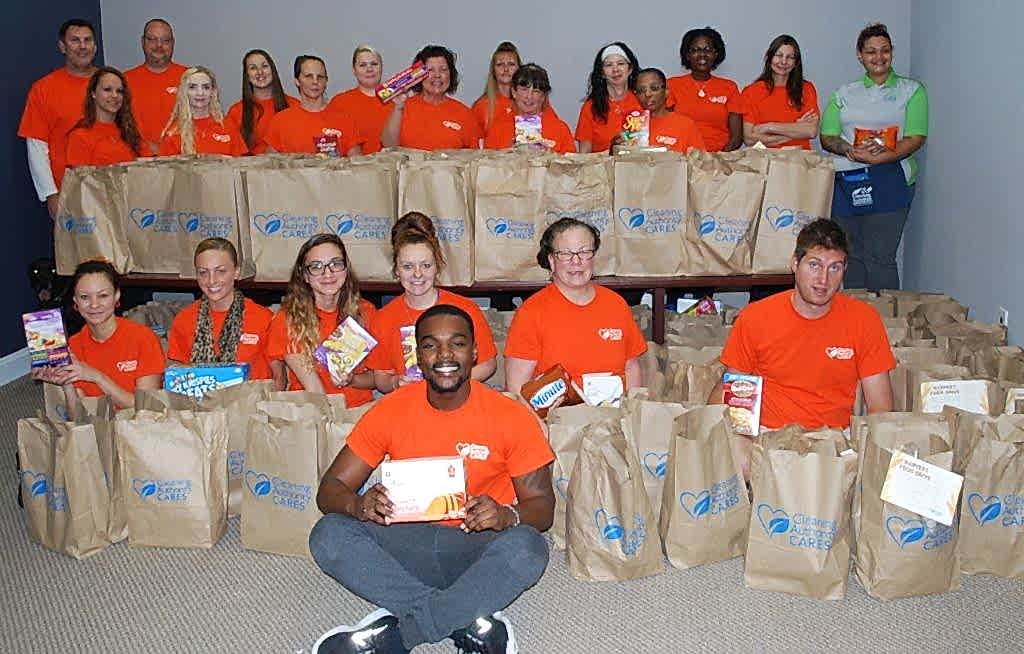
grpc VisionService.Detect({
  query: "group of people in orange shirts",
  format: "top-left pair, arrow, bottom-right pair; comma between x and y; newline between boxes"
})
20,19 -> 823,217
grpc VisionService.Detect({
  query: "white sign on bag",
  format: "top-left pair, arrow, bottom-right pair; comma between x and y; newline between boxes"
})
880,450 -> 963,526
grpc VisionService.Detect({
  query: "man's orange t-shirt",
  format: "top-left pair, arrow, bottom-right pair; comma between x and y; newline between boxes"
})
504,283 -> 647,387
265,299 -> 377,406
574,94 -> 643,153
666,74 -> 743,152
124,62 -> 188,149
720,291 -> 897,430
398,96 -> 481,151
649,111 -> 707,153
18,67 -> 92,188
366,290 -> 498,377
262,105 -> 364,155
327,88 -> 393,154
68,317 -> 166,397
157,116 -> 247,156
65,122 -> 138,167
471,94 -> 514,134
226,95 -> 300,154
740,80 -> 820,150
346,380 -> 554,523
166,298 -> 274,380
483,106 -> 575,153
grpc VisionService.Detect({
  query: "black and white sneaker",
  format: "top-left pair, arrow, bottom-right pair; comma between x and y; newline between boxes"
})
450,611 -> 518,654
311,608 -> 408,654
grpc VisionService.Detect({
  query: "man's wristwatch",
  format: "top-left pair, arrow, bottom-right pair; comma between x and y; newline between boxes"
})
505,504 -> 520,529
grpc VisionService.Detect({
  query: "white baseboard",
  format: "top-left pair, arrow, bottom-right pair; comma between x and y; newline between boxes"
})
0,347 -> 30,387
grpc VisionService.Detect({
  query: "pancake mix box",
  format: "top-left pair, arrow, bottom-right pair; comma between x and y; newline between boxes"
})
381,456 -> 466,524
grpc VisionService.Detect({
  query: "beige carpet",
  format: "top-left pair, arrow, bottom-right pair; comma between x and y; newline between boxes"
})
2,375 -> 1021,653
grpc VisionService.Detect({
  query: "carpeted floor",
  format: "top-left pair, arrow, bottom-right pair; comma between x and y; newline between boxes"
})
1,374 -> 1021,654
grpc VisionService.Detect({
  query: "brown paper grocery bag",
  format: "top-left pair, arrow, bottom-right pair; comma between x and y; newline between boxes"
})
242,401 -> 324,558
541,154 -> 615,277
54,165 -> 132,274
79,397 -> 127,543
398,159 -> 474,286
17,416 -> 112,559
664,325 -> 731,348
566,418 -> 662,581
908,365 -> 998,414
890,347 -> 954,411
664,346 -> 724,405
245,167 -> 327,281
612,151 -> 688,276
744,425 -> 857,600
122,162 -> 183,273
950,412 -> 1024,577
116,408 -> 229,548
473,154 -> 548,282
172,162 -> 254,278
928,320 -> 1007,366
621,396 -> 686,523
969,346 -> 1024,384
907,299 -> 969,329
546,405 -> 621,550
200,380 -> 275,517
322,160 -> 398,282
752,150 -> 834,273
851,412 -> 960,599
684,150 -> 764,275
660,406 -> 749,569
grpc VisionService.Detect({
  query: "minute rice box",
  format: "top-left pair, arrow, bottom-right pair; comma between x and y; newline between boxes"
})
381,455 -> 467,524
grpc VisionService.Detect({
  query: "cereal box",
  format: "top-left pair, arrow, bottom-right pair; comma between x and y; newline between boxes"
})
514,114 -> 544,146
723,372 -> 763,436
23,309 -> 71,368
399,325 -> 423,380
621,109 -> 650,148
164,363 -> 250,398
381,456 -> 467,524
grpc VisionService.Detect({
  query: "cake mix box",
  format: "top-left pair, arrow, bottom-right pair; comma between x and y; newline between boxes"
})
23,309 -> 71,368
314,317 -> 378,384
165,363 -> 250,399
723,372 -> 763,436
381,456 -> 467,524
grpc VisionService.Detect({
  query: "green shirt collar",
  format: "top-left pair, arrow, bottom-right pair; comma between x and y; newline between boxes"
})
862,69 -> 898,88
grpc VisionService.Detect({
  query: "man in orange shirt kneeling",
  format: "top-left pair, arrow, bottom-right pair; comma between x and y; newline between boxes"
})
714,219 -> 895,476
310,304 -> 554,654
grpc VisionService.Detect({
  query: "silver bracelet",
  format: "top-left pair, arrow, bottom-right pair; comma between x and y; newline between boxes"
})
504,504 -> 520,529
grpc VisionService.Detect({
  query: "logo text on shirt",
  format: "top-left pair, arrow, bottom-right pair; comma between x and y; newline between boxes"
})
212,133 -> 231,143
655,135 -> 678,146
825,347 -> 855,360
598,328 -> 623,341
240,333 -> 259,345
116,359 -> 139,372
442,120 -> 463,131
456,442 -> 490,461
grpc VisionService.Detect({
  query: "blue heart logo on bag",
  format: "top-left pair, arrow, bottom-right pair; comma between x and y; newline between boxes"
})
756,503 -> 790,537
594,508 -> 623,541
245,470 -> 272,497
697,214 -> 716,236
763,206 -> 795,231
132,478 -> 157,500
128,208 -> 157,230
326,213 -> 354,236
885,515 -> 926,548
642,452 -> 668,479
485,217 -> 509,236
554,476 -> 569,500
679,490 -> 711,519
967,493 -> 1002,526
21,471 -> 49,498
64,218 -> 75,232
252,213 -> 282,236
177,213 -> 202,233
616,207 -> 646,230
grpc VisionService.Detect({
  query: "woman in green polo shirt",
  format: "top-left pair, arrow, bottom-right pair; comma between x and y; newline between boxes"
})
819,22 -> 928,291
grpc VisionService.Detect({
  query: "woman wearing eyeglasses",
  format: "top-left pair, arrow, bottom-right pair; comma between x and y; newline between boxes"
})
265,234 -> 377,405
367,212 -> 497,393
741,35 -> 819,149
667,27 -> 743,152
504,217 -> 647,398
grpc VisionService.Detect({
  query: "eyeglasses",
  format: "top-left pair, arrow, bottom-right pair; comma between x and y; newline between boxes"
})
689,46 -> 717,55
552,248 -> 596,263
304,257 -> 347,276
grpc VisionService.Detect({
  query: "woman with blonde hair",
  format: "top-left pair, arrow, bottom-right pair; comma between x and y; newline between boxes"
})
158,65 -> 246,155
367,211 -> 497,393
265,234 -> 377,405
470,41 -> 521,133
327,44 -> 392,153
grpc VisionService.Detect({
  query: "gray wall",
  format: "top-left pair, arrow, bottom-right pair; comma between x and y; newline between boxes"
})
99,0 -> 909,131
906,0 -> 1019,344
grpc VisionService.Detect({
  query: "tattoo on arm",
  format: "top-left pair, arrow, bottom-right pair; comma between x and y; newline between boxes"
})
820,134 -> 850,156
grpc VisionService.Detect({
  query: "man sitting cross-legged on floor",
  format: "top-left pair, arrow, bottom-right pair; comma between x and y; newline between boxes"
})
310,303 -> 555,654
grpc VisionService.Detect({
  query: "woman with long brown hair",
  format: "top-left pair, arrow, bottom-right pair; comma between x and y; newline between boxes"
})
470,41 -> 521,134
226,49 -> 298,153
367,212 -> 497,393
265,234 -> 376,405
66,66 -> 142,166
158,65 -> 247,155
741,34 -> 819,149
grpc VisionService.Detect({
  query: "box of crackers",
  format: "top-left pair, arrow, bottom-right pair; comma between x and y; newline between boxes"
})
23,309 -> 71,368
723,372 -> 763,436
381,456 -> 467,524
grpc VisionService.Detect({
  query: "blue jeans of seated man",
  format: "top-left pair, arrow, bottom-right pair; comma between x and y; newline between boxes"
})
309,513 -> 550,650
